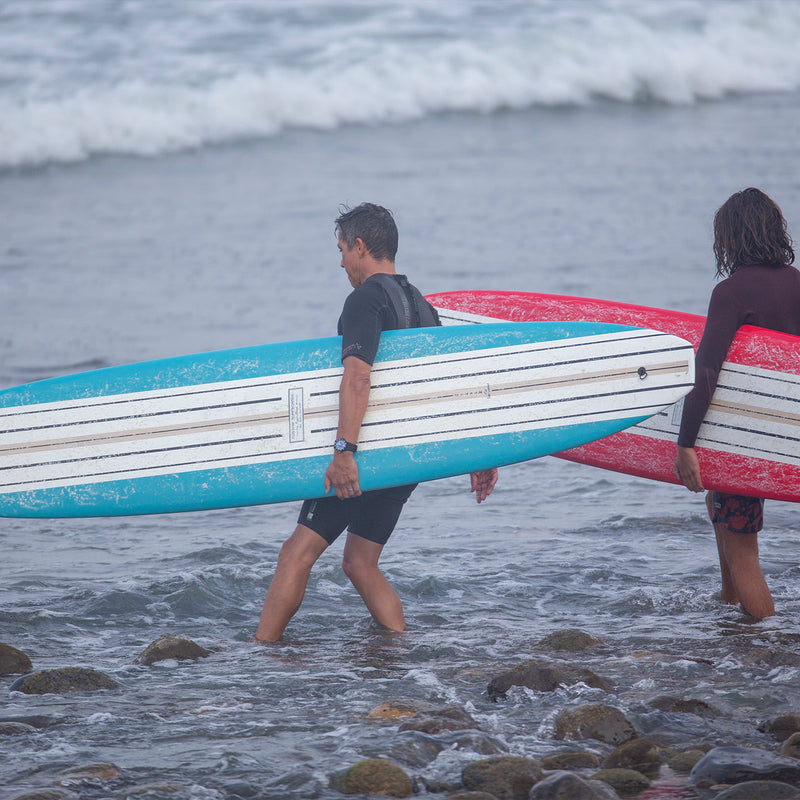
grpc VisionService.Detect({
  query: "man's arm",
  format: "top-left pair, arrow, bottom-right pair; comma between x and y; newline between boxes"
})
675,282 -> 740,494
324,356 -> 372,499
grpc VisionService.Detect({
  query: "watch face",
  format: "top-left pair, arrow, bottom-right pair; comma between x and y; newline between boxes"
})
334,438 -> 347,452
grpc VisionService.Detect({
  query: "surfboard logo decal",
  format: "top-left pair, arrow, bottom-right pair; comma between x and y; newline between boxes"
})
288,387 -> 305,443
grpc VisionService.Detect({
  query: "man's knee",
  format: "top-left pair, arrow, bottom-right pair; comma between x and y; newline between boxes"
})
341,548 -> 382,585
278,526 -> 327,571
342,532 -> 386,584
341,554 -> 369,583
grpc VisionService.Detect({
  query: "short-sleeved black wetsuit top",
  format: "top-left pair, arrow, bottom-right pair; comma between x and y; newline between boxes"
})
338,273 -> 440,365
678,263 -> 800,448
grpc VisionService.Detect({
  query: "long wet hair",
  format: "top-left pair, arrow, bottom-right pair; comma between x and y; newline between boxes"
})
713,187 -> 795,277
335,203 -> 398,262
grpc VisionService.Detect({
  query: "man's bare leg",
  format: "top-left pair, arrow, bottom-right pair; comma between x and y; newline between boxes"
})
255,525 -> 328,642
341,532 -> 405,632
707,493 -> 738,605
717,525 -> 775,619
714,525 -> 740,606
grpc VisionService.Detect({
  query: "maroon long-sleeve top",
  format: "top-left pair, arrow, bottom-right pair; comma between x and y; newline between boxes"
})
678,263 -> 800,448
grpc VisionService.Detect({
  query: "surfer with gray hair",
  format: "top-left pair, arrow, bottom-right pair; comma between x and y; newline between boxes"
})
255,203 -> 497,642
674,187 -> 799,618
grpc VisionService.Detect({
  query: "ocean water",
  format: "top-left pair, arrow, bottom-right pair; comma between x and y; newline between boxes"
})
3,1 -> 800,798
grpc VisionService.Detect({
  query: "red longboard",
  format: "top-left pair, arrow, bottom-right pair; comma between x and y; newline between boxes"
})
428,290 -> 800,503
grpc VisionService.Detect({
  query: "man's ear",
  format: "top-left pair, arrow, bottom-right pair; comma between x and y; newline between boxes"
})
354,237 -> 368,257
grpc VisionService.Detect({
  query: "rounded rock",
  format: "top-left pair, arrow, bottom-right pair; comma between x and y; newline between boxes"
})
0,642 -> 33,675
782,733 -> 800,760
367,698 -> 430,720
603,738 -> 663,777
540,751 -> 603,771
554,705 -> 637,746
591,768 -> 650,797
488,658 -> 612,701
398,704 -> 478,734
134,635 -> 211,666
538,629 -> 603,652
9,668 -> 119,695
0,721 -> 37,736
390,735 -> 445,769
461,755 -> 543,800
712,780 -> 800,799
762,714 -> 800,742
667,748 -> 708,774
339,758 -> 412,797
647,695 -> 718,717
691,746 -> 800,790
531,771 -> 621,800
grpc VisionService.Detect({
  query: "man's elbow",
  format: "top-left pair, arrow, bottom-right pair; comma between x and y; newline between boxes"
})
342,358 -> 373,394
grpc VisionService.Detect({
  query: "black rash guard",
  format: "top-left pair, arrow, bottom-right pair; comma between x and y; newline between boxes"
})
678,263 -> 800,448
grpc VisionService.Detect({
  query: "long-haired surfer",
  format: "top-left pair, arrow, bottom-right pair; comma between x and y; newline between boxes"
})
674,188 -> 799,618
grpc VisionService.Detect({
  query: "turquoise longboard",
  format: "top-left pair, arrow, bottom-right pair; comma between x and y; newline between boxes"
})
0,322 -> 694,517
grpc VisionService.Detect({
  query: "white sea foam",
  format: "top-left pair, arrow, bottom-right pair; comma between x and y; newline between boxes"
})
1,0 -> 799,168
86,711 -> 116,724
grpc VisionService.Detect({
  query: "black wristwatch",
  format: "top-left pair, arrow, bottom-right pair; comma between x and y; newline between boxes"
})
333,438 -> 358,454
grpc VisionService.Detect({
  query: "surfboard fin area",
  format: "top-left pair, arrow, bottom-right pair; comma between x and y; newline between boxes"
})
0,321 -> 694,517
429,290 -> 800,503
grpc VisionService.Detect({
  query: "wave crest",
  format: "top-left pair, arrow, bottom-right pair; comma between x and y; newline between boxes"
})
2,2 -> 799,168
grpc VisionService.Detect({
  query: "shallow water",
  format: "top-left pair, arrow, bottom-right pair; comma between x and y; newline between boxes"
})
3,2 -> 800,797
4,456 -> 800,797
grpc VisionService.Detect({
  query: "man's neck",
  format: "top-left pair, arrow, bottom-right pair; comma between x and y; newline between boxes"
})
362,261 -> 396,281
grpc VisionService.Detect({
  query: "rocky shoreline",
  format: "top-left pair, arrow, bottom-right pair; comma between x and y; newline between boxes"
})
4,631 -> 800,800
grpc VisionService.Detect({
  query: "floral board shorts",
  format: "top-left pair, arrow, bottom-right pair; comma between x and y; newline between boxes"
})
710,492 -> 764,534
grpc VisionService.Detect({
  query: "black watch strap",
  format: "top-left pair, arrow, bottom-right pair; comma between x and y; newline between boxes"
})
334,438 -> 358,453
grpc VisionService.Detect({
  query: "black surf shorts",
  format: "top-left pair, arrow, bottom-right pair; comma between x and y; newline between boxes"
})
710,491 -> 764,534
297,483 -> 417,546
